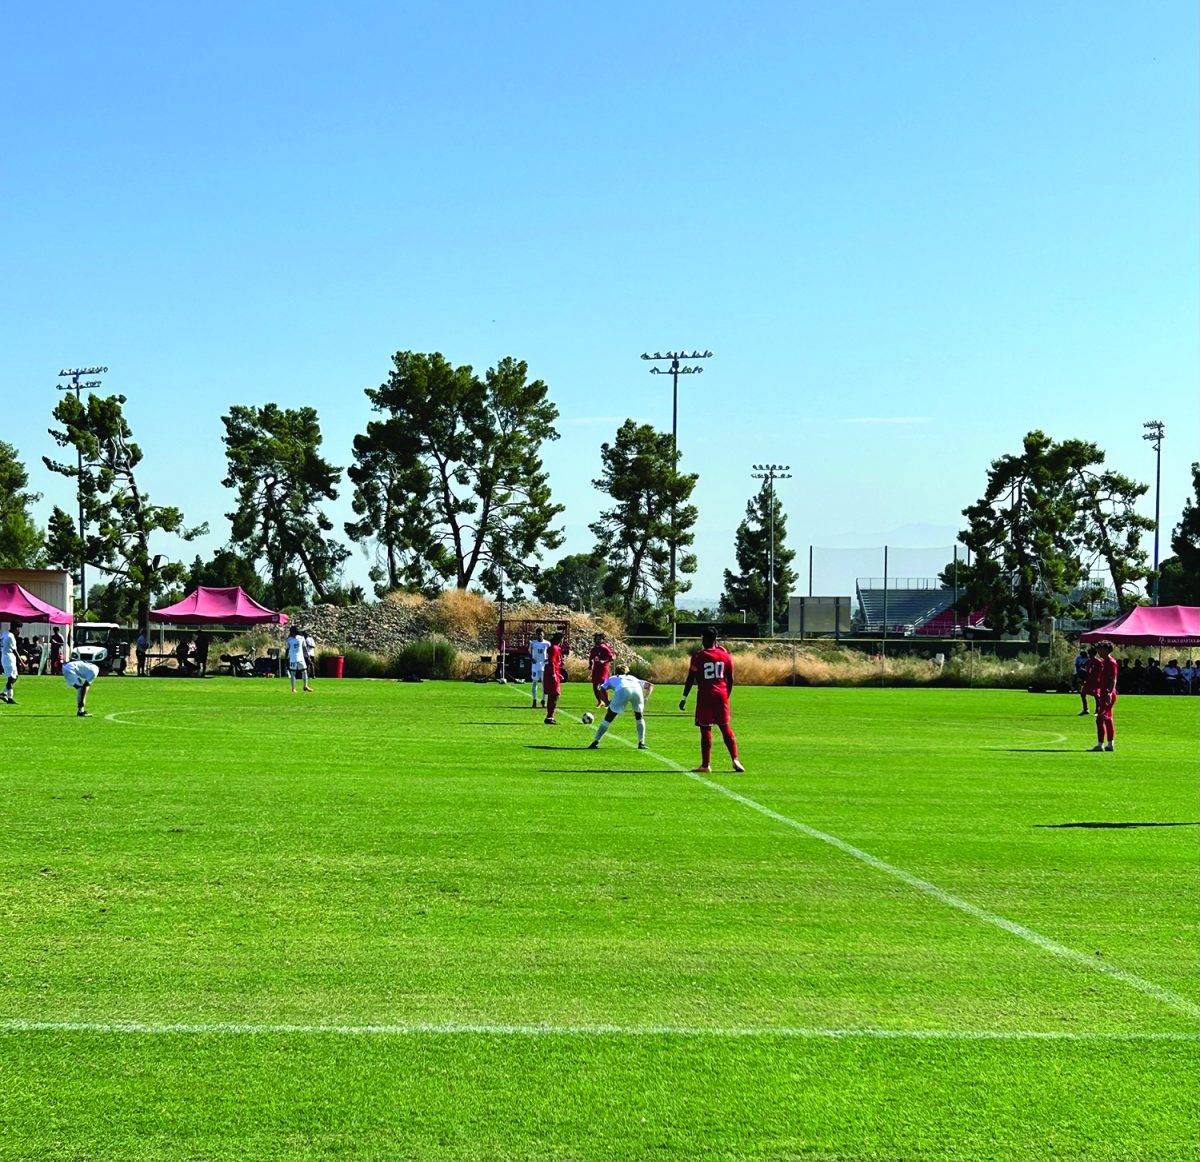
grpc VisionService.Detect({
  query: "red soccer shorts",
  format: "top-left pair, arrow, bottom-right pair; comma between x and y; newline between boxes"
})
694,691 -> 730,727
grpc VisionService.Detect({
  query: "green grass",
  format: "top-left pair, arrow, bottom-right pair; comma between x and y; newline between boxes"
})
0,674 -> 1196,1161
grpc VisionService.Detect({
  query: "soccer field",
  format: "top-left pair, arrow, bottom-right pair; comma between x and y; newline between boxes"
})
1,674 -> 1196,1161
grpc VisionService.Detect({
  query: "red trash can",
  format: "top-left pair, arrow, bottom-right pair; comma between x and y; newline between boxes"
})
321,654 -> 344,678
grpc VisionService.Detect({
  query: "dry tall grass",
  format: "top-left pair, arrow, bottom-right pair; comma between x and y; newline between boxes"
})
427,589 -> 495,641
382,590 -> 427,609
642,644 -> 1039,687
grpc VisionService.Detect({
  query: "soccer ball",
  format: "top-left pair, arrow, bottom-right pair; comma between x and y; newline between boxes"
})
581,712 -> 594,725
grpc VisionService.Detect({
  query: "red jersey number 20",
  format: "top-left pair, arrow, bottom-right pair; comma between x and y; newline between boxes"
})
703,661 -> 725,681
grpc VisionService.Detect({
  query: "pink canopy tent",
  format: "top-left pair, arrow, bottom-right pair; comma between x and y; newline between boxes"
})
0,583 -> 72,624
149,586 -> 287,626
1080,605 -> 1200,648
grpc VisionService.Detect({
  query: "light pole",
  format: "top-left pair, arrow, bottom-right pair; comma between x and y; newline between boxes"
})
57,366 -> 107,613
751,464 -> 791,636
641,349 -> 713,645
1143,420 -> 1165,605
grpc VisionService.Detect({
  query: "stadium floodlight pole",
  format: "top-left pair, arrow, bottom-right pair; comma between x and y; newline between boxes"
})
57,366 -> 108,614
751,465 -> 792,637
641,349 -> 713,645
1142,420 -> 1165,605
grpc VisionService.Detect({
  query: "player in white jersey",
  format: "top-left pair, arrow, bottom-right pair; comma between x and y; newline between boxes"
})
286,628 -> 312,693
528,629 -> 550,709
1,620 -> 23,704
587,670 -> 654,750
62,660 -> 100,717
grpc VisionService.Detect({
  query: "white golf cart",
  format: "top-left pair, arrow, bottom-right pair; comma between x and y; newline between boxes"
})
70,623 -> 129,675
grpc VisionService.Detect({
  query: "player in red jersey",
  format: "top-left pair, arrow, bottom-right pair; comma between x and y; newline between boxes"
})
543,631 -> 565,725
1089,639 -> 1119,751
1079,647 -> 1100,715
678,626 -> 745,773
588,632 -> 615,708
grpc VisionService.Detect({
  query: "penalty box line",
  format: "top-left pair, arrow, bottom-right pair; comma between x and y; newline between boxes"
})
0,1019 -> 1195,1042
535,693 -> 1200,1021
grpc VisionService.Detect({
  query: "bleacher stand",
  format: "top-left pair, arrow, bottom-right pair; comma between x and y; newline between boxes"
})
855,581 -> 984,636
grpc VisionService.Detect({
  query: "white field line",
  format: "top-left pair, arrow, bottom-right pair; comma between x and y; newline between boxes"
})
0,1019 -> 1194,1042
557,699 -> 1200,1020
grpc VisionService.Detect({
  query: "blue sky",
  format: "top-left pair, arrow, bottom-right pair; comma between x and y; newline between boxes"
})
4,1 -> 1196,607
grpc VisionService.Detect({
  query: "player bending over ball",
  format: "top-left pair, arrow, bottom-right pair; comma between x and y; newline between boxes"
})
62,660 -> 100,717
588,632 -> 615,708
679,626 -> 745,774
587,669 -> 653,750
1089,639 -> 1119,752
529,629 -> 549,709
542,631 -> 564,725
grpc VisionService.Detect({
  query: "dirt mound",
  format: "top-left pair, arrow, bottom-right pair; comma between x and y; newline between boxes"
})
288,595 -> 645,674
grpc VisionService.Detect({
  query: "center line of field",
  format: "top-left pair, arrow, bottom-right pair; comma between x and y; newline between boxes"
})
554,699 -> 1200,1019
1,1019 -> 1194,1042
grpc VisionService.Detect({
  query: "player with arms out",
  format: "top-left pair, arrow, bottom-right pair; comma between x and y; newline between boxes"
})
679,626 -> 745,773
528,629 -> 550,709
587,668 -> 653,750
588,632 -> 615,708
1089,639 -> 1119,752
543,631 -> 565,725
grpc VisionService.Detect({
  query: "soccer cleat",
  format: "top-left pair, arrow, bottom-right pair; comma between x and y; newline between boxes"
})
691,766 -> 711,773
1104,743 -> 1114,751
544,717 -> 558,725
77,709 -> 88,717
1089,744 -> 1104,751
732,759 -> 745,773
587,741 -> 599,749
531,702 -> 538,709
637,743 -> 647,750
1077,710 -> 1090,716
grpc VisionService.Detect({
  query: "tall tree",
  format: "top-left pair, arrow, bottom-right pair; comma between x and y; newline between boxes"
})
951,431 -> 1152,641
535,552 -> 608,612
589,420 -> 698,620
1067,457 -> 1154,612
0,441 -> 46,567
953,431 -> 1086,642
221,403 -> 348,604
187,547 -> 267,601
43,393 -> 205,631
344,425 -> 441,597
1157,462 -> 1200,605
347,352 -> 564,592
720,480 -> 797,627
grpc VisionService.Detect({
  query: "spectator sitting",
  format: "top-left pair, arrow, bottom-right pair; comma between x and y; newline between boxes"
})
174,635 -> 198,674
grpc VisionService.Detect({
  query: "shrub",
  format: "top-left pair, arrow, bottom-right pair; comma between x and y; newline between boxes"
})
337,648 -> 395,680
394,637 -> 459,680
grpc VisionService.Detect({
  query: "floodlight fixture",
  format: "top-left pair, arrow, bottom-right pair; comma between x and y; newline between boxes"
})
640,346 -> 714,645
750,464 -> 793,636
1143,420 -> 1166,604
55,365 -> 108,612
